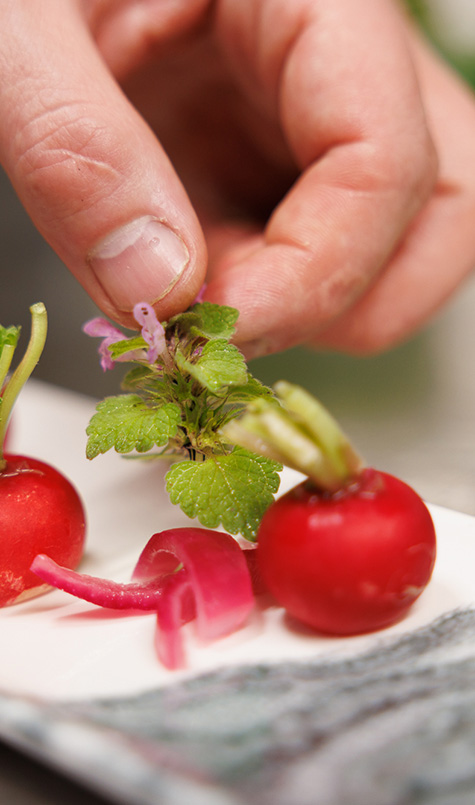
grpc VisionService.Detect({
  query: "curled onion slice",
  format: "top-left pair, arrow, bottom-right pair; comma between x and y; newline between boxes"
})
133,528 -> 254,667
31,527 -> 254,670
30,552 -> 181,609
153,571 -> 196,670
133,528 -> 254,641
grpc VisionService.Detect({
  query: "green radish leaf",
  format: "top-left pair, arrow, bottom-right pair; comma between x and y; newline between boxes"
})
165,447 -> 281,541
86,394 -> 181,458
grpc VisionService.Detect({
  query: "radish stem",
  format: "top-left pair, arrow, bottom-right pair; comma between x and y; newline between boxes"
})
0,303 -> 47,468
223,381 -> 365,492
0,344 -> 16,395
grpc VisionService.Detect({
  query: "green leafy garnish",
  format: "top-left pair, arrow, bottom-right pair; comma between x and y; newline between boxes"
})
166,447 -> 281,542
169,301 -> 239,341
108,336 -> 149,360
86,395 -> 181,458
175,339 -> 247,391
84,300 -> 281,539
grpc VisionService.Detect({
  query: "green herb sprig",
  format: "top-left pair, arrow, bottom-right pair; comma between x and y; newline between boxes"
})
84,301 -> 281,540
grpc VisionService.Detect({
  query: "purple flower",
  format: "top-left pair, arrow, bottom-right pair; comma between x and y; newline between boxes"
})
82,318 -> 125,371
84,305 -> 168,371
192,284 -> 207,305
133,303 -> 167,364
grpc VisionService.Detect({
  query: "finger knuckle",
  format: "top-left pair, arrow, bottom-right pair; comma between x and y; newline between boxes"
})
381,128 -> 438,210
13,101 -> 123,222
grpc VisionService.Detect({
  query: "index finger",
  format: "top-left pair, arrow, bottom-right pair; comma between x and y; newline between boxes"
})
0,0 -> 207,327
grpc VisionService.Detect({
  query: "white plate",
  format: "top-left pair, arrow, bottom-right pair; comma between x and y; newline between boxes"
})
2,380 -> 475,805
1,380 -> 474,702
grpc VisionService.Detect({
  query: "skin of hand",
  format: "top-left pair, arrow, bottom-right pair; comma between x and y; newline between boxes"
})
0,0 -> 474,357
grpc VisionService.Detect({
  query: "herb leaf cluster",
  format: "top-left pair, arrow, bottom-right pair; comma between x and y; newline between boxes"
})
86,302 -> 281,540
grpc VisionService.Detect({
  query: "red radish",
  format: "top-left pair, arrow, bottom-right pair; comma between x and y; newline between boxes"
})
256,469 -> 436,634
0,304 -> 86,606
0,455 -> 86,606
224,381 -> 437,635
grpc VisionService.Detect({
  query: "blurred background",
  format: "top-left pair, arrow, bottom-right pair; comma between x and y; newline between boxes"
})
1,1 -> 474,515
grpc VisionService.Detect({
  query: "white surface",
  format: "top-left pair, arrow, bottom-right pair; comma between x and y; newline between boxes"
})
1,380 -> 474,702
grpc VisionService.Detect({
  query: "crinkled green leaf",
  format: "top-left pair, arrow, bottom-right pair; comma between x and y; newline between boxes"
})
120,371 -> 172,405
220,375 -> 276,404
172,302 -> 239,341
189,302 -> 239,339
165,447 -> 281,540
120,364 -> 156,391
108,336 -> 148,359
86,394 -> 181,458
176,339 -> 247,392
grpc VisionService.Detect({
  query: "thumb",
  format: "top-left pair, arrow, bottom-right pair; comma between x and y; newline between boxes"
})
0,2 -> 206,326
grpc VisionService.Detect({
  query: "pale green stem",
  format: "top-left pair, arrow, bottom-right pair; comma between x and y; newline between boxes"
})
274,381 -> 364,478
222,381 -> 366,492
0,303 -> 47,468
0,343 -> 15,393
221,418 -> 286,465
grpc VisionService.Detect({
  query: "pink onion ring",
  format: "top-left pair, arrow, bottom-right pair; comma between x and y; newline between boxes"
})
31,527 -> 254,669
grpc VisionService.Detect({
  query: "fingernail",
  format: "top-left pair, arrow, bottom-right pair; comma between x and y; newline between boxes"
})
88,216 -> 189,311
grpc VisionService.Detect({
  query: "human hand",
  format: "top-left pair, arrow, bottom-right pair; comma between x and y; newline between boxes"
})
1,1 -> 474,357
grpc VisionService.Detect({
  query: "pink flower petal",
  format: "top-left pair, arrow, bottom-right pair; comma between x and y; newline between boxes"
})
82,318 -> 124,340
133,302 -> 166,363
192,284 -> 207,304
82,317 -> 126,371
